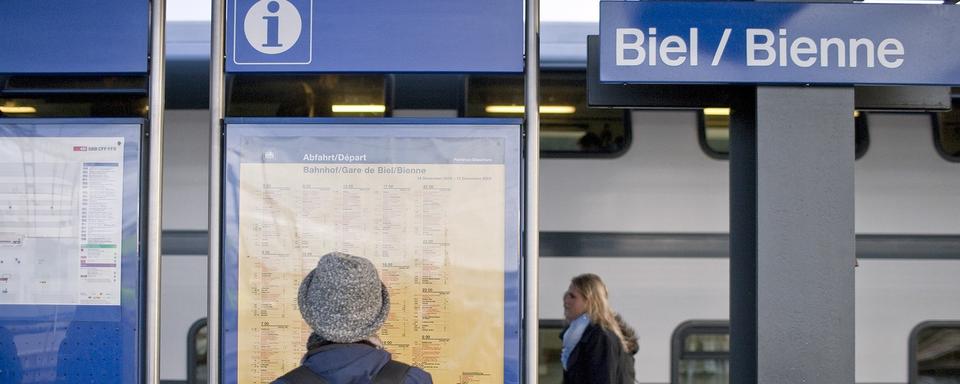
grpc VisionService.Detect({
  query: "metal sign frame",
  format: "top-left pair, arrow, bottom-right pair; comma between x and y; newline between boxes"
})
0,119 -> 145,383
209,1 -> 539,383
0,0 -> 163,382
219,118 -> 524,383
223,0 -> 523,73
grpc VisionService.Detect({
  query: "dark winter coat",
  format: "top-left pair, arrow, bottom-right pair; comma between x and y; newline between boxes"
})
272,342 -> 432,384
562,322 -> 625,384
616,314 -> 639,384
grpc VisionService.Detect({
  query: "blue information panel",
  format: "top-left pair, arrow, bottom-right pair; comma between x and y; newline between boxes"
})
600,1 -> 960,85
222,118 -> 521,383
0,1 -> 149,74
0,119 -> 143,383
225,0 -> 523,73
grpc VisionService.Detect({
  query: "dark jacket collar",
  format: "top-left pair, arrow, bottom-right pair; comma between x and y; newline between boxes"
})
564,322 -> 601,369
299,342 -> 391,382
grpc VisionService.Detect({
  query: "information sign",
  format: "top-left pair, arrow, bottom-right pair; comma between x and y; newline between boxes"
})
222,119 -> 522,383
600,1 -> 960,85
0,119 -> 143,383
225,0 -> 523,73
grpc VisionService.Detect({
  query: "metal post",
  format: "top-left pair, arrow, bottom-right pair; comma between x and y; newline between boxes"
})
729,94 -> 757,384
524,0 -> 540,381
208,0 -> 226,382
730,87 -> 855,383
147,0 -> 166,383
756,87 -> 854,383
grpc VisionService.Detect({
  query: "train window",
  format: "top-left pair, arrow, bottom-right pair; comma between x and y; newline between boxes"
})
934,99 -> 960,161
0,76 -> 148,118
672,320 -> 730,384
698,109 -> 869,160
227,74 -> 387,117
187,318 -> 208,384
700,108 -> 731,158
466,72 -> 630,157
910,321 -> 960,384
539,320 -> 565,383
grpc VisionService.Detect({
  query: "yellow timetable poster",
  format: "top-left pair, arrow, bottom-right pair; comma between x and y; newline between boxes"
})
230,125 -> 519,384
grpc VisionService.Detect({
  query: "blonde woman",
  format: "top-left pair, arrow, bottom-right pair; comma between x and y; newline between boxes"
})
561,273 -> 637,384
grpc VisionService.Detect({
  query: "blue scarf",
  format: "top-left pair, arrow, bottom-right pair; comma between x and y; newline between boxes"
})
561,314 -> 590,370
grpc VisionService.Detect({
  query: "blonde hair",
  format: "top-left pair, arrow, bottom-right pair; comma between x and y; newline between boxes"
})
570,273 -> 628,351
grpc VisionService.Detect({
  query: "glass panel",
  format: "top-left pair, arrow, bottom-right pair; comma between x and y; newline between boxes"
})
0,76 -> 148,118
684,333 -> 730,353
194,324 -> 208,384
0,123 -> 143,383
703,108 -> 730,155
227,74 -> 386,117
676,323 -> 730,384
467,72 -> 629,155
936,104 -> 960,159
699,109 -> 868,159
188,321 -> 208,384
539,326 -> 564,384
0,95 -> 148,118
916,326 -> 960,384
679,359 -> 730,384
4,76 -> 146,90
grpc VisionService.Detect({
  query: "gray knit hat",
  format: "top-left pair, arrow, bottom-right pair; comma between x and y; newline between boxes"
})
297,252 -> 390,343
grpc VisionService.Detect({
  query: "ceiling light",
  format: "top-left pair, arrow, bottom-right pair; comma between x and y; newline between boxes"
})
485,105 -> 576,114
0,106 -> 37,114
331,104 -> 385,113
703,108 -> 731,116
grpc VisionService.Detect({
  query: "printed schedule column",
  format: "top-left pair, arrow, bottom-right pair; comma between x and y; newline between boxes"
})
77,159 -> 124,304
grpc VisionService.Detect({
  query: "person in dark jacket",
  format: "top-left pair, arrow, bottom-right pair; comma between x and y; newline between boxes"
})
560,273 -> 634,384
273,252 -> 432,384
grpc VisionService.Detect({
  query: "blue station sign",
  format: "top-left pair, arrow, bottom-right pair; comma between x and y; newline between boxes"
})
0,1 -> 149,74
226,0 -> 523,73
600,1 -> 960,85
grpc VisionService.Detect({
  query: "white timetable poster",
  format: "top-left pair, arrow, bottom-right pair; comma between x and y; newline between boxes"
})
0,137 -> 124,306
223,121 -> 522,384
